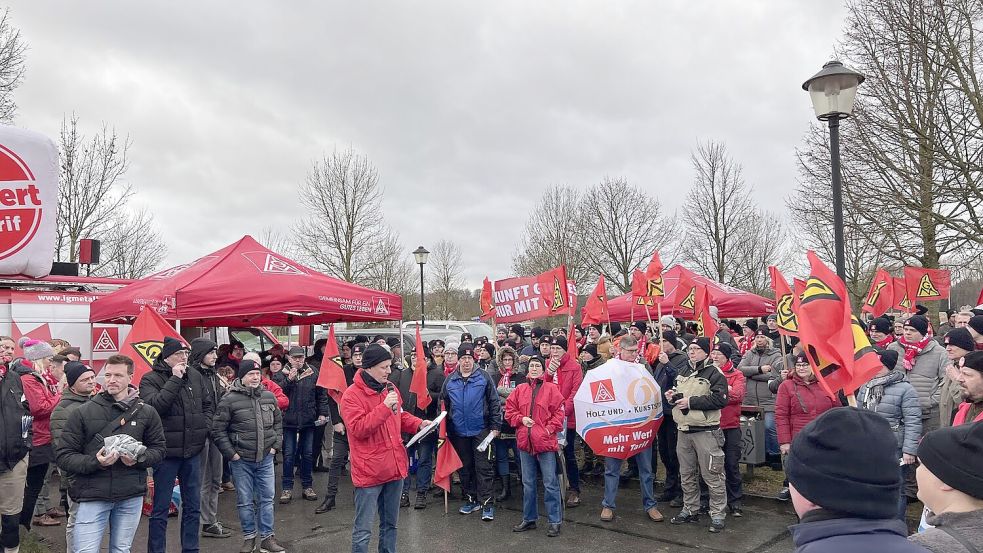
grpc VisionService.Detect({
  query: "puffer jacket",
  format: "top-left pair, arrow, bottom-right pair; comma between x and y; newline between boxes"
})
738,347 -> 782,411
0,368 -> 31,474
14,362 -> 60,448
138,356 -> 214,459
55,388 -> 166,503
887,340 -> 948,415
341,370 -> 423,488
775,373 -> 838,445
720,362 -> 746,430
856,370 -> 922,456
486,346 -> 527,438
441,368 -> 502,438
543,352 -> 584,429
910,509 -> 983,553
504,377 -> 565,454
271,362 -> 331,429
211,379 -> 282,463
50,387 -> 90,489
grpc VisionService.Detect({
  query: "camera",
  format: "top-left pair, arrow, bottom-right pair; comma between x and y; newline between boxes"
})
670,392 -> 684,403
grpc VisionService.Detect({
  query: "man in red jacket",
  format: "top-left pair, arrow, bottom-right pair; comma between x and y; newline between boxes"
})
341,344 -> 431,553
544,336 -> 584,508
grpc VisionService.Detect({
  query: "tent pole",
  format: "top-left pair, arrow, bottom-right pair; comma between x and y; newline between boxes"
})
176,320 -> 182,334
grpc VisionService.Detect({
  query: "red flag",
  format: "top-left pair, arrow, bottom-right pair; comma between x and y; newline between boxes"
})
118,307 -> 185,386
768,266 -> 799,336
631,269 -> 656,307
567,319 -> 578,359
581,275 -> 608,326
479,277 -> 495,320
892,277 -> 914,313
433,408 -> 463,493
644,251 -> 665,299
537,265 -> 573,316
694,285 -> 718,340
904,266 -> 951,302
675,273 -> 698,314
861,268 -> 894,318
410,326 -> 431,411
315,325 -> 347,403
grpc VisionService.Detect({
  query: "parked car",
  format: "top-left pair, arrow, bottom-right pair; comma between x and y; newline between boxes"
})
333,327 -> 454,356
399,320 -> 494,341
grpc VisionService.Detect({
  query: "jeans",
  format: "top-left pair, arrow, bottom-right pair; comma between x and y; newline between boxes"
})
283,426 -> 315,489
352,480 -> 402,553
763,411 -> 779,456
494,438 -> 519,477
563,429 -> 580,492
519,451 -> 562,524
230,453 -> 276,539
149,454 -> 202,553
66,496 -> 79,549
656,418 -> 681,499
325,433 -> 351,499
73,496 -> 143,553
404,433 -> 436,494
603,447 -> 657,511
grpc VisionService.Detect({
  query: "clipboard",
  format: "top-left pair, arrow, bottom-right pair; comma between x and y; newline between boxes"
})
406,411 -> 446,448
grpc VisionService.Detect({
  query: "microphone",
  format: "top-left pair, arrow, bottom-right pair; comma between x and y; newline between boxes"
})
385,382 -> 398,414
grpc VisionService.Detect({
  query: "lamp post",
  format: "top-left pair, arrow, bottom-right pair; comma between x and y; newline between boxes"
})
413,246 -> 429,328
802,60 -> 864,282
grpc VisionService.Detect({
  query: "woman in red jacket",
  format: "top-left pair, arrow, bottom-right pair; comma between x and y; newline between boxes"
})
774,352 -> 837,500
505,356 -> 565,537
712,343 -> 746,517
15,338 -> 61,530
543,336 -> 584,508
341,344 -> 430,553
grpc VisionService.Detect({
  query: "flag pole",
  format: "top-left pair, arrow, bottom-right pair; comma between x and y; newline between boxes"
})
657,302 -> 664,344
444,489 -> 448,515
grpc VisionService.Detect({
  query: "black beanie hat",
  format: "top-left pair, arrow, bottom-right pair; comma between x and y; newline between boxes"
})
458,342 -> 475,358
694,337 -> 711,355
65,361 -> 92,387
549,336 -> 567,350
918,423 -> 983,500
361,344 -> 393,369
714,342 -> 733,359
871,317 -> 892,335
877,349 -> 899,371
531,327 -> 547,339
631,321 -> 647,333
662,330 -> 678,346
237,359 -> 261,380
915,304 -> 928,315
744,319 -> 758,332
582,343 -> 598,359
944,328 -> 975,353
786,408 -> 900,519
960,350 -> 983,373
968,315 -> 983,336
510,324 -> 525,338
386,337 -> 401,349
160,336 -> 189,360
904,315 -> 929,336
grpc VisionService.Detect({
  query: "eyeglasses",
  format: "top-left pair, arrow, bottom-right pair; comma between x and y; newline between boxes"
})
622,348 -> 638,354
795,363 -> 810,368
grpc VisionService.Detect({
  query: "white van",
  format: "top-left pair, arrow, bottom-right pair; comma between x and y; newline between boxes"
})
400,320 -> 495,341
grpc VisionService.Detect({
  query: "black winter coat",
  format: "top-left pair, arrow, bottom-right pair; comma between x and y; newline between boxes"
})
0,369 -> 30,474
653,351 -> 687,412
326,363 -> 358,428
55,389 -> 166,502
211,380 -> 282,463
271,363 -> 331,429
138,357 -> 214,459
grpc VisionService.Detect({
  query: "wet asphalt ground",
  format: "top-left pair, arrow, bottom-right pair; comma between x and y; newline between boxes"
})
35,467 -> 797,552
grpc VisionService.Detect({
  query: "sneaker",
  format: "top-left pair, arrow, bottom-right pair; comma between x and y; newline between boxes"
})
458,500 -> 481,515
240,537 -> 256,553
414,492 -> 427,510
670,510 -> 700,525
259,535 -> 285,553
33,514 -> 61,527
481,505 -> 495,521
776,487 -> 791,502
669,497 -> 683,508
400,492 -> 410,508
729,504 -> 743,517
279,490 -> 292,504
202,522 -> 232,538
565,490 -> 581,508
708,517 -> 725,533
302,488 -> 318,501
600,507 -> 614,522
546,523 -> 561,537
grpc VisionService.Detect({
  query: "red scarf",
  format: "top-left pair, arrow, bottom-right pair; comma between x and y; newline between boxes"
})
719,360 -> 734,373
875,335 -> 895,349
443,361 -> 458,376
898,335 -> 932,371
497,366 -> 513,388
738,336 -> 754,355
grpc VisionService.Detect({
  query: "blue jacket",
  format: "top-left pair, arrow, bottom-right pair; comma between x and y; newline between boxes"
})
440,369 -> 501,438
790,511 -> 931,553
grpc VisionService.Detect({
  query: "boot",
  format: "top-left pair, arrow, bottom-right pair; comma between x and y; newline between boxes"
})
259,535 -> 285,553
315,496 -> 335,514
496,475 -> 511,502
239,537 -> 256,553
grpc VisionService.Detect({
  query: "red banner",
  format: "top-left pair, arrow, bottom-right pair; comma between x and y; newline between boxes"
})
410,326 -> 431,411
904,266 -> 951,302
119,307 -> 185,386
582,275 -> 608,326
316,325 -> 347,403
892,277 -> 914,313
492,267 -> 576,323
861,268 -> 894,318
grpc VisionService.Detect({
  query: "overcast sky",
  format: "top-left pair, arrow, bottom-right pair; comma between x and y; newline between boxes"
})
7,1 -> 846,288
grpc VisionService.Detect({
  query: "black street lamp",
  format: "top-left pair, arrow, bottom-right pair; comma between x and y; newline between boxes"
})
803,60 -> 865,282
413,246 -> 429,328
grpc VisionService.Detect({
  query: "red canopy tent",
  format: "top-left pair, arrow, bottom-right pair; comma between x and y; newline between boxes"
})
89,235 -> 402,326
606,265 -> 775,321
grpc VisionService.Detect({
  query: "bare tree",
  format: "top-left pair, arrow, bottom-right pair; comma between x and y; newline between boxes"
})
0,9 -> 26,123
57,115 -> 132,263
92,207 -> 167,278
363,228 -> 414,297
512,185 -> 592,285
682,141 -> 756,286
730,213 -> 795,297
427,240 -> 464,320
293,148 -> 383,283
259,226 -> 297,258
582,177 -> 677,293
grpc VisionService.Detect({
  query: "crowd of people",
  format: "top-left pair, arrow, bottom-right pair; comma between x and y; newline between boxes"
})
0,303 -> 981,552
